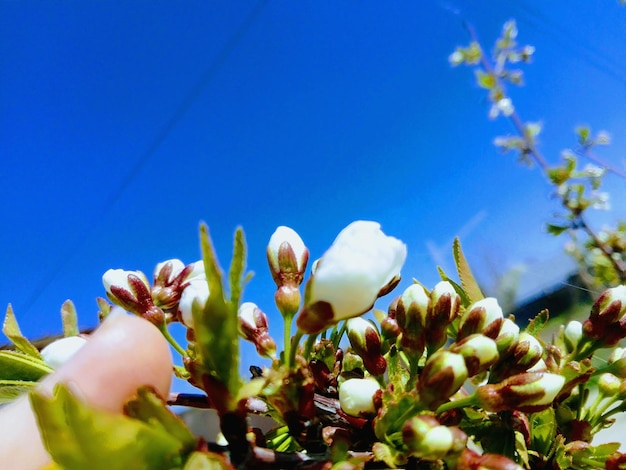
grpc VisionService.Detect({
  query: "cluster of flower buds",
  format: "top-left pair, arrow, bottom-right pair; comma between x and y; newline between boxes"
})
237,302 -> 276,358
402,414 -> 467,461
267,226 -> 309,319
392,281 -> 461,359
102,259 -> 210,328
296,221 -> 407,334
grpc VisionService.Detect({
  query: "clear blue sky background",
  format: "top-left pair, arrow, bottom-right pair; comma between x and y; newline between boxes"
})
2,0 -> 626,367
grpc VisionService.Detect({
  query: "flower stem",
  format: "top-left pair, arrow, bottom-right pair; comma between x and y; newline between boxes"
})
436,394 -> 478,414
283,312 -> 294,366
158,324 -> 187,356
288,329 -> 305,368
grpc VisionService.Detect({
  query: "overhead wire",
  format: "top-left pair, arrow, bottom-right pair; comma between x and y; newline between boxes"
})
22,0 -> 270,316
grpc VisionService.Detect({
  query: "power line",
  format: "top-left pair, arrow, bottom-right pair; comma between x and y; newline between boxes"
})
22,0 -> 269,316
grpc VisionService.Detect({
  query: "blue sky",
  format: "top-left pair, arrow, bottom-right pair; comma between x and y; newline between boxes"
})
2,0 -> 626,367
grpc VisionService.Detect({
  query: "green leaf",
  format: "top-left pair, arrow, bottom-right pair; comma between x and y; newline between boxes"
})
124,386 -> 196,449
0,350 -> 52,381
530,408 -> 557,456
525,309 -> 549,336
228,227 -> 248,308
61,300 -> 80,337
194,224 -> 242,408
546,223 -> 570,236
475,70 -> 496,89
30,384 -> 190,470
372,442 -> 408,469
453,238 -> 484,303
437,266 -> 472,306
0,379 -> 37,404
3,304 -> 42,359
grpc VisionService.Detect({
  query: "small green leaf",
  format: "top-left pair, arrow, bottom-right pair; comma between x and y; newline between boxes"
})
530,408 -> 557,456
453,238 -> 484,303
194,224 -> 243,409
229,227 -> 248,308
61,300 -> 79,337
96,297 -> 112,322
475,70 -> 496,89
0,350 -> 52,381
3,304 -> 42,359
124,386 -> 196,449
437,267 -> 472,306
0,379 -> 37,404
525,309 -> 549,335
31,384 -> 190,470
546,223 -> 570,236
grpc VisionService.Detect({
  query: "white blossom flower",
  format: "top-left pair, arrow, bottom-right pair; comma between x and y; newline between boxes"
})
338,377 -> 381,417
267,226 -> 309,286
297,221 -> 407,334
41,336 -> 88,369
102,268 -> 149,297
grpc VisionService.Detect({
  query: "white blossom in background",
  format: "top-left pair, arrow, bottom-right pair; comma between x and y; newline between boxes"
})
178,278 -> 210,328
41,336 -> 88,369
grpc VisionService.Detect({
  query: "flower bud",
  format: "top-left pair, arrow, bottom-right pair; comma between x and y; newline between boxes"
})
296,221 -> 407,334
449,334 -> 499,377
151,259 -> 191,310
402,415 -> 467,460
476,372 -> 565,413
238,302 -> 276,358
178,278 -> 210,328
267,226 -> 309,290
41,336 -> 88,369
510,332 -> 544,370
102,269 -> 163,324
380,298 -> 401,341
583,285 -> 626,346
347,317 -> 386,376
426,281 -> 461,352
563,320 -> 583,353
418,350 -> 468,409
494,318 -> 520,356
338,377 -> 381,417
457,297 -> 504,341
396,284 -> 429,356
598,373 -> 622,398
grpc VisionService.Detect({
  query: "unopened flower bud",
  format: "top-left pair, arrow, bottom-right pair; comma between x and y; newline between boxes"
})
426,281 -> 460,352
598,373 -> 622,398
449,334 -> 499,377
238,302 -> 276,358
495,318 -> 520,356
563,320 -> 583,353
267,226 -> 309,289
41,336 -> 88,369
511,332 -> 544,370
457,297 -> 504,341
102,269 -> 163,324
583,285 -> 626,346
151,259 -> 191,310
402,415 -> 467,460
396,284 -> 429,356
297,221 -> 407,334
178,278 -> 210,328
380,298 -> 401,341
338,377 -> 381,417
347,317 -> 386,376
476,372 -> 565,413
418,350 -> 468,409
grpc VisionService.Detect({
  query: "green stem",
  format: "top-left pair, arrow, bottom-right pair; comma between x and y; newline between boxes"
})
283,313 -> 294,366
303,333 -> 319,359
159,324 -> 187,357
288,329 -> 305,368
332,321 -> 348,350
436,394 -> 478,414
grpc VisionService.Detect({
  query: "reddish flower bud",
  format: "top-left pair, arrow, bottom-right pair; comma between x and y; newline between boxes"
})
475,372 -> 565,413
267,226 -> 309,289
583,286 -> 626,347
396,284 -> 429,357
346,317 -> 386,376
458,298 -> 504,341
238,302 -> 276,358
418,350 -> 468,409
402,414 -> 467,460
449,334 -> 499,376
102,269 -> 164,325
426,281 -> 460,352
